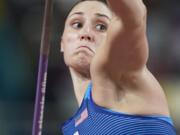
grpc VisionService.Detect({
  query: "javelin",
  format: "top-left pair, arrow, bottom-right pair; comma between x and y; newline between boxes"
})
32,0 -> 53,135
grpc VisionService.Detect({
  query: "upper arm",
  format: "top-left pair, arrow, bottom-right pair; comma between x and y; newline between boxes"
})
91,0 -> 148,76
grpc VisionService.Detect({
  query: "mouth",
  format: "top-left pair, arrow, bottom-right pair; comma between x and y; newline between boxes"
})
77,45 -> 94,53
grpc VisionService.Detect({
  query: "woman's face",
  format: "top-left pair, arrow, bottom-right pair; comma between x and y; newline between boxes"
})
61,1 -> 112,75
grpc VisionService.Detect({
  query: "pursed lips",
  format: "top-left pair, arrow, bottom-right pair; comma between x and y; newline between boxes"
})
77,45 -> 95,53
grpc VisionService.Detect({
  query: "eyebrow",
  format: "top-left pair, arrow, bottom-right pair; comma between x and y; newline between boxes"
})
69,12 -> 111,21
95,13 -> 111,21
69,12 -> 83,17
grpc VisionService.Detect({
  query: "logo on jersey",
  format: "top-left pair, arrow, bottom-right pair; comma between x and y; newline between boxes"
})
75,108 -> 88,127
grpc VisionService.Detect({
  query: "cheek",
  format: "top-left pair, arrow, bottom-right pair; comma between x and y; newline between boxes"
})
63,33 -> 78,52
96,34 -> 107,48
67,33 -> 77,43
65,33 -> 77,45
62,32 -> 79,66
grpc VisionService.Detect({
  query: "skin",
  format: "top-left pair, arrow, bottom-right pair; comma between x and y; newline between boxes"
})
61,0 -> 170,116
61,1 -> 112,77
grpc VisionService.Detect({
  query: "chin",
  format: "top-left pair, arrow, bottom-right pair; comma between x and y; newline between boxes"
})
69,56 -> 91,78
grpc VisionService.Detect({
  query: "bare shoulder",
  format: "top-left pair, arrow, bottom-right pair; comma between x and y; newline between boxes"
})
91,66 -> 170,116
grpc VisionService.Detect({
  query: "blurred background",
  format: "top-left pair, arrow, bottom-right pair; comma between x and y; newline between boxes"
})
0,0 -> 179,134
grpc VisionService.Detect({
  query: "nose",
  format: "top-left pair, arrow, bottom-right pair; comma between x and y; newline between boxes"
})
80,26 -> 94,42
80,34 -> 94,41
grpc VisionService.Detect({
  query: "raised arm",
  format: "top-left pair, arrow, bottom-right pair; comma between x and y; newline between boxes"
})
108,0 -> 147,27
92,0 -> 148,75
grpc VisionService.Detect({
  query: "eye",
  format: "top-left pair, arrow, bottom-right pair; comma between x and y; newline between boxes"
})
95,24 -> 107,32
72,22 -> 83,29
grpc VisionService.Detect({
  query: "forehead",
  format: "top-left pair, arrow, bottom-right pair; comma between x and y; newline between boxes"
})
68,1 -> 112,19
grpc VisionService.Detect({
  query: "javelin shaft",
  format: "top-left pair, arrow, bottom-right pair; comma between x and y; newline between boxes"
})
32,0 -> 53,135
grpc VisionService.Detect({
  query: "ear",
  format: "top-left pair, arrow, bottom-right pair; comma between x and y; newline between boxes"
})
60,36 -> 64,52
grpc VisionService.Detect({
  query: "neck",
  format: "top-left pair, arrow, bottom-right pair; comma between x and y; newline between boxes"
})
69,67 -> 91,105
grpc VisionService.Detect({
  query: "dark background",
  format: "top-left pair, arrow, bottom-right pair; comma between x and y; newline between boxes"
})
0,0 -> 180,134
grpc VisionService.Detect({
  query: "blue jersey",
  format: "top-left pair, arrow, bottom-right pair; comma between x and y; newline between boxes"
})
61,83 -> 176,135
